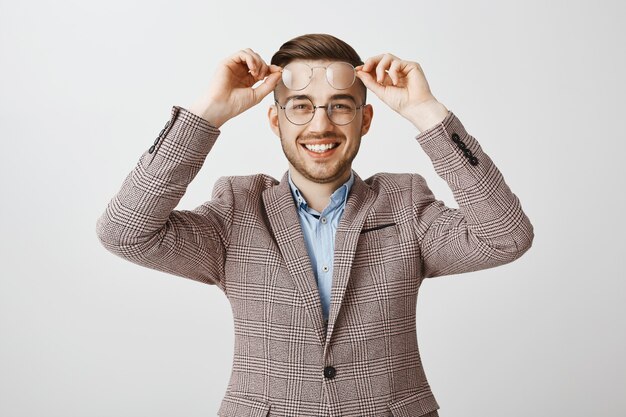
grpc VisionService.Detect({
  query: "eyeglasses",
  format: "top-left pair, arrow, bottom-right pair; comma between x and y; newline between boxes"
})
274,96 -> 366,126
281,61 -> 358,90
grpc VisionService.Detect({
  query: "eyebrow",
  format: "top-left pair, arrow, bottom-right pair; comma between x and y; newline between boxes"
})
283,93 -> 358,102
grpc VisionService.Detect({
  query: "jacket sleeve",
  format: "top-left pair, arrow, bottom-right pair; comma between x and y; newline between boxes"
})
95,106 -> 233,291
412,110 -> 534,279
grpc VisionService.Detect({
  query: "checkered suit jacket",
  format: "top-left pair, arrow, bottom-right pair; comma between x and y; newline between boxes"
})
96,106 -> 534,417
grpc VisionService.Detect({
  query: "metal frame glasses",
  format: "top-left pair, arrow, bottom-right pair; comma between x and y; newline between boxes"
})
274,95 -> 366,126
281,61 -> 358,91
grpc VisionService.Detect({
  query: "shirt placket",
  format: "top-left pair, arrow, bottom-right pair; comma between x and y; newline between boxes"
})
317,209 -> 334,321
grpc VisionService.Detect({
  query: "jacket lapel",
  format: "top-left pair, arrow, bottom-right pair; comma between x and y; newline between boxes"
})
262,171 -> 327,345
261,170 -> 377,348
325,172 -> 376,348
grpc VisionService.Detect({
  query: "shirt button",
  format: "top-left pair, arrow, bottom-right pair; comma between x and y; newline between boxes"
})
322,265 -> 329,272
323,366 -> 336,379
320,217 -> 327,224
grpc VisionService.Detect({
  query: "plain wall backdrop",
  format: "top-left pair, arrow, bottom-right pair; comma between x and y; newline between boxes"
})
1,0 -> 624,416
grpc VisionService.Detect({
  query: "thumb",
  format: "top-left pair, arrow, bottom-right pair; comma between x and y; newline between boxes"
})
252,71 -> 282,104
356,70 -> 385,99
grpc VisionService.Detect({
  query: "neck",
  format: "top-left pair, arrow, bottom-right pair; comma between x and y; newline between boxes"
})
289,167 -> 352,213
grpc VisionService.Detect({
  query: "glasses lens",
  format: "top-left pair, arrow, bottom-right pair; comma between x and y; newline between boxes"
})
285,97 -> 314,125
283,97 -> 358,125
282,62 -> 356,91
282,62 -> 311,91
328,97 -> 357,125
326,62 -> 356,90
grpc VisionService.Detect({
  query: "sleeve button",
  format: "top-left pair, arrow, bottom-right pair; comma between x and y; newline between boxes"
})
469,156 -> 479,165
148,145 -> 155,154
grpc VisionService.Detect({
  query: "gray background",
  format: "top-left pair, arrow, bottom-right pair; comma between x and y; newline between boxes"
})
1,0 -> 624,416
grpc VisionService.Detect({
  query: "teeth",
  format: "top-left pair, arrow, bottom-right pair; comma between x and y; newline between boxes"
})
304,143 -> 338,153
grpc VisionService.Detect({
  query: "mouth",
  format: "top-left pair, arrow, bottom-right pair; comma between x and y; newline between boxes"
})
300,142 -> 340,158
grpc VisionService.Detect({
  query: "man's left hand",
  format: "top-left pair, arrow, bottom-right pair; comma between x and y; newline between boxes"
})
356,53 -> 449,131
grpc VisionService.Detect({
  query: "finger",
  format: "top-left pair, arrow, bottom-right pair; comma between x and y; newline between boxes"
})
405,61 -> 425,82
259,63 -> 269,79
355,69 -> 385,98
388,60 -> 401,86
269,64 -> 283,73
232,50 -> 257,76
245,48 -> 269,79
268,64 -> 284,86
362,54 -> 385,73
252,71 -> 283,103
376,54 -> 394,84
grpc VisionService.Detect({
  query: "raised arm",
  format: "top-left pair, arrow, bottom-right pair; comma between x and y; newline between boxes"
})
95,49 -> 282,289
411,110 -> 534,278
95,108 -> 232,288
356,53 -> 533,278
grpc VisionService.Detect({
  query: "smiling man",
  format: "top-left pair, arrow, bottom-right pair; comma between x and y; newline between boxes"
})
96,34 -> 534,417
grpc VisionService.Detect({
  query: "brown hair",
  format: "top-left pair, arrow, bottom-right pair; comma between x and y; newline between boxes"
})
271,33 -> 366,102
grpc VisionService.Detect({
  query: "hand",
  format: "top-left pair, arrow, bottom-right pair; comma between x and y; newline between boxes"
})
355,53 -> 448,129
190,48 -> 283,128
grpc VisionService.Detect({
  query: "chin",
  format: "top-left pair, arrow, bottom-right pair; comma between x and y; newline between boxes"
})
302,165 -> 349,184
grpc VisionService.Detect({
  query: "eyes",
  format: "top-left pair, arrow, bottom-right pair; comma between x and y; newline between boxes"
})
291,101 -> 355,112
277,96 -> 363,126
293,104 -> 346,110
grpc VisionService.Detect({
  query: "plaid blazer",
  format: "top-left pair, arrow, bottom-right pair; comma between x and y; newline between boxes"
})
96,106 -> 534,417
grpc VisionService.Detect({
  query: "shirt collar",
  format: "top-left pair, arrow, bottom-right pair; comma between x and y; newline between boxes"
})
288,170 -> 354,213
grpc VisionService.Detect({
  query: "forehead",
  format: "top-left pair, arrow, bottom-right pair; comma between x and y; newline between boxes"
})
276,58 -> 363,101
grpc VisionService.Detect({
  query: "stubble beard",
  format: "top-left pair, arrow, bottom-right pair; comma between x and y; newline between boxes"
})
278,124 -> 360,184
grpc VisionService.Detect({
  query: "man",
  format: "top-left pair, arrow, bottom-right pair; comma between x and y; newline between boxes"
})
96,33 -> 534,417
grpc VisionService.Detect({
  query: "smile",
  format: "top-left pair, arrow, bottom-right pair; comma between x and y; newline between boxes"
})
303,143 -> 339,153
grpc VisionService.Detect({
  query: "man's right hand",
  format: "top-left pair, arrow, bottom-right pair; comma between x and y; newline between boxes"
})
189,48 -> 283,128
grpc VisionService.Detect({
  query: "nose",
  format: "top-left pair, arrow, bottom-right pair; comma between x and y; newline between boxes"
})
308,105 -> 333,132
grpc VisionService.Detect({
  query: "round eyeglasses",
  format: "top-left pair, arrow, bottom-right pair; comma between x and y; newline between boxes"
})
274,96 -> 366,126
281,62 -> 357,91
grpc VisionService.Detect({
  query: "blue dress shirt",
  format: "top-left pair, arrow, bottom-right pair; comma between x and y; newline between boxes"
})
287,170 -> 355,322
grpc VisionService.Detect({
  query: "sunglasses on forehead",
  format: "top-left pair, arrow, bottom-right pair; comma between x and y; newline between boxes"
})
281,61 -> 358,91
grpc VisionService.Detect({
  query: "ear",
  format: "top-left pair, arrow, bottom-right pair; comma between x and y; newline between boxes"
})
268,103 -> 281,138
360,104 -> 374,136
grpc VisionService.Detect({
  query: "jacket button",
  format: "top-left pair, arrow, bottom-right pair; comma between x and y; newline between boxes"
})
469,156 -> 479,165
451,133 -> 460,143
323,366 -> 336,379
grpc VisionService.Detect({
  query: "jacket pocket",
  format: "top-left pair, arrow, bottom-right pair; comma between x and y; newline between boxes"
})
387,391 -> 439,417
360,222 -> 397,234
218,393 -> 271,417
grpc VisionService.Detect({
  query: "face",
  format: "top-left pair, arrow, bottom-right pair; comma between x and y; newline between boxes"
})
268,59 -> 373,185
